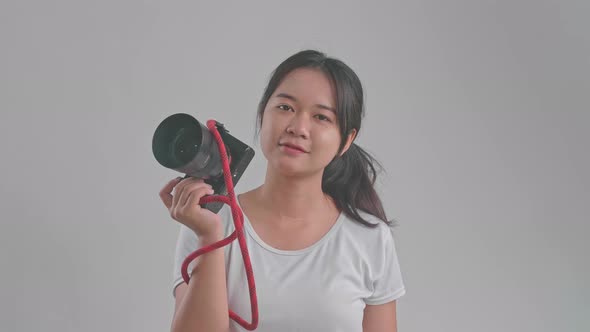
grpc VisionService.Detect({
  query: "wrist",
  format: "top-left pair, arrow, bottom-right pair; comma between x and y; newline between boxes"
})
197,230 -> 224,245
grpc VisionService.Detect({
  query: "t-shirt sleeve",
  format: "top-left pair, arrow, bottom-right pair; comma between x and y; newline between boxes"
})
364,224 -> 406,305
171,224 -> 199,298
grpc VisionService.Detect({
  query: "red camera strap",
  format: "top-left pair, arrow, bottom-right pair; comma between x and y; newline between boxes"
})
180,119 -> 259,330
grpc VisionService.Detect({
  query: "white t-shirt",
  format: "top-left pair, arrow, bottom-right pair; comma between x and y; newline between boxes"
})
172,198 -> 406,332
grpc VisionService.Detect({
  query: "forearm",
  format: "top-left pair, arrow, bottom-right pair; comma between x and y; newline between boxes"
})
171,233 -> 230,332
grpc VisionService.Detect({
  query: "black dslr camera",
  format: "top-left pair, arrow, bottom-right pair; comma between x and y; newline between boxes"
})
152,113 -> 255,213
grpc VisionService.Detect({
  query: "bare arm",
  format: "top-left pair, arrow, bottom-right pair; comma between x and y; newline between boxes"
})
171,233 -> 230,332
159,177 -> 230,332
362,300 -> 398,332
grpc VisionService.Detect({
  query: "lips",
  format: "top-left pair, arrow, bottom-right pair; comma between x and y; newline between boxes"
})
279,142 -> 308,153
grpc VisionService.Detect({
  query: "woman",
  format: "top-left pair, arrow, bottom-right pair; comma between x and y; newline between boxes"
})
160,49 -> 406,332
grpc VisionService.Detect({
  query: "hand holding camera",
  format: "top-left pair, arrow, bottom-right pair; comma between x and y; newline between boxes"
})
152,113 -> 255,214
159,176 -> 222,239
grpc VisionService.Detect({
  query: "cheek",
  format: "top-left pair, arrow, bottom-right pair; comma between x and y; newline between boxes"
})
316,129 -> 342,154
259,114 -> 278,156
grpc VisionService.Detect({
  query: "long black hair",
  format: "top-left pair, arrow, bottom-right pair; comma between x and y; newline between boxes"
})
255,49 -> 396,228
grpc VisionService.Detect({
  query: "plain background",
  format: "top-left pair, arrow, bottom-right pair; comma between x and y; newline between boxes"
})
1,1 -> 588,331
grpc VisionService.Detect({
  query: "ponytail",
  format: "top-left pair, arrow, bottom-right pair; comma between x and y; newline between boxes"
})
322,143 -> 395,228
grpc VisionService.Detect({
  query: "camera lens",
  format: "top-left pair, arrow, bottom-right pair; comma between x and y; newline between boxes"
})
170,127 -> 200,165
152,113 -> 204,169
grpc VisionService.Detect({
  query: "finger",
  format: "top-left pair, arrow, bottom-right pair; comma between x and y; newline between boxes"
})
182,185 -> 214,209
178,182 -> 213,207
186,188 -> 214,207
159,177 -> 182,209
172,177 -> 197,208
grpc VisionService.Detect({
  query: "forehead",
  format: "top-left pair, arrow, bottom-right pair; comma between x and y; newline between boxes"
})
273,68 -> 336,107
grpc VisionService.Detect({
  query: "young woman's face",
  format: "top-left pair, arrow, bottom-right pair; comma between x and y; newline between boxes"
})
260,67 -> 353,177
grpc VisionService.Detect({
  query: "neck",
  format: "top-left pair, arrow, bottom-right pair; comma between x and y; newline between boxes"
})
255,166 -> 333,222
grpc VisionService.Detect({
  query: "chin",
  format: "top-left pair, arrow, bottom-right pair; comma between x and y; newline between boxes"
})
273,160 -> 324,179
274,162 -> 305,177
264,156 -> 299,175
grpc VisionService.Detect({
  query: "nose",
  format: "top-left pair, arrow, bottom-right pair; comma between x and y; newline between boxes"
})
286,112 -> 310,138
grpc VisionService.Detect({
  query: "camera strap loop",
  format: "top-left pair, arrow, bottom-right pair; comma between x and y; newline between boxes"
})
180,119 -> 259,330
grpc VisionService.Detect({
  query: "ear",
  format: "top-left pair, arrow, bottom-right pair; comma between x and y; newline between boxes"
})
339,128 -> 357,157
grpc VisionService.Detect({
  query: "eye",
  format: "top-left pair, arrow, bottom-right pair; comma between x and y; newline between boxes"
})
315,114 -> 332,122
277,104 -> 293,112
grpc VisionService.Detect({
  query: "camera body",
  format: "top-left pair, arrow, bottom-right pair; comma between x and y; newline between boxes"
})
152,113 -> 255,213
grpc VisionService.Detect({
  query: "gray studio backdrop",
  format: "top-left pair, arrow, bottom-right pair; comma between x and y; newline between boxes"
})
1,1 -> 588,331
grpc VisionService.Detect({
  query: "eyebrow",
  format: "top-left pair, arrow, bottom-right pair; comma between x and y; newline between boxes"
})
274,92 -> 336,113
